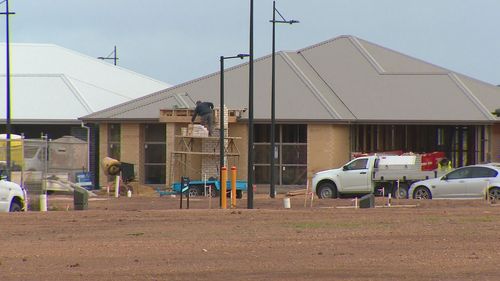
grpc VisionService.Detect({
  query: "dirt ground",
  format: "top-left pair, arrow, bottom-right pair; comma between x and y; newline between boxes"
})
1,191 -> 500,281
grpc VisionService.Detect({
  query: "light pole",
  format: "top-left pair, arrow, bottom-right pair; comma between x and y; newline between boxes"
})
247,0 -> 254,209
269,1 -> 298,198
1,0 -> 15,181
220,54 -> 249,207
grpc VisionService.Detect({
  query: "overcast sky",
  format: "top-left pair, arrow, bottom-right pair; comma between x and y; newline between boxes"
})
2,0 -> 500,86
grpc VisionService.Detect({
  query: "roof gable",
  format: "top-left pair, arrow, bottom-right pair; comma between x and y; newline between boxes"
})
82,35 -> 500,124
298,36 -> 496,122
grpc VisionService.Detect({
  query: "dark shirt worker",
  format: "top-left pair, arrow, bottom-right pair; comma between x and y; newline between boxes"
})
191,100 -> 214,136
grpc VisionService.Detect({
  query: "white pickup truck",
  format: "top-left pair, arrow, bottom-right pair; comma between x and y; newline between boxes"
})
0,180 -> 27,212
312,155 -> 442,199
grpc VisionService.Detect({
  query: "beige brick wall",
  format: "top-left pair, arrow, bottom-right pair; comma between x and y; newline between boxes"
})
166,123 -> 176,187
229,123 -> 248,180
491,124 -> 500,163
100,122 -> 349,188
308,124 -> 350,179
121,123 -> 141,182
201,138 -> 219,179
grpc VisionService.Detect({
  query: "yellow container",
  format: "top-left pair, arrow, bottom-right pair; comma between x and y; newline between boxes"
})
0,134 -> 24,169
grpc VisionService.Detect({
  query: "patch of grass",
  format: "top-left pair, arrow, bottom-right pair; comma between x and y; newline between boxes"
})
422,215 -> 498,224
456,216 -> 498,223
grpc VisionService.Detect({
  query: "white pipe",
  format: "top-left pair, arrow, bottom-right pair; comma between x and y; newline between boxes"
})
40,193 -> 47,212
204,173 -> 207,197
283,197 -> 291,209
396,180 -> 400,199
114,175 -> 120,198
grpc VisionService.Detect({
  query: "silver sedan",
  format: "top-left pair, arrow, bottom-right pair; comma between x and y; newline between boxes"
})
409,164 -> 500,200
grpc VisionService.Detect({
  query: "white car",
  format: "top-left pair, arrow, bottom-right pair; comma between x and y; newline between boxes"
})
409,164 -> 500,200
0,180 -> 27,212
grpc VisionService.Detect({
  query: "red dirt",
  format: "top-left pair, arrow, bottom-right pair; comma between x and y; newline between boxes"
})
1,193 -> 500,281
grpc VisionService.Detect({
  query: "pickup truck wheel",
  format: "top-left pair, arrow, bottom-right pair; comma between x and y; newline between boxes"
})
393,186 -> 409,199
9,201 -> 22,212
413,186 -> 431,200
317,182 -> 337,199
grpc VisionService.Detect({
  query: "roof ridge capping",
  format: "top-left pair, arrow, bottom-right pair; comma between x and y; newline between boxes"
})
297,35 -> 352,53
298,35 -> 448,75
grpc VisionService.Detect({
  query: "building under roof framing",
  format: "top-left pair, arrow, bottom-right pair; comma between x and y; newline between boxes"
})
81,35 -> 500,190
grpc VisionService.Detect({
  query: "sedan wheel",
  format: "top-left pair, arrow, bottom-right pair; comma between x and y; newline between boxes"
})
488,187 -> 500,202
413,186 -> 431,200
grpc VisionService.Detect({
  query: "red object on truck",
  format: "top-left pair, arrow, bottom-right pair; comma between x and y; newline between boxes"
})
420,151 -> 445,171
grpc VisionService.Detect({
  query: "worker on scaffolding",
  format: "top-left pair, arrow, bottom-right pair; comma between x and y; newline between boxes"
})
191,100 -> 214,136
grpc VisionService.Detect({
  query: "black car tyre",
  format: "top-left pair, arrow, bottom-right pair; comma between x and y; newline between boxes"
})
317,182 -> 337,199
413,186 -> 432,200
393,186 -> 409,199
9,201 -> 22,212
488,187 -> 500,202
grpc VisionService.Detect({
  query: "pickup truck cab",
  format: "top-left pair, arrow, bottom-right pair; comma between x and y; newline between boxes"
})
313,157 -> 375,198
312,155 -> 440,199
0,180 -> 27,212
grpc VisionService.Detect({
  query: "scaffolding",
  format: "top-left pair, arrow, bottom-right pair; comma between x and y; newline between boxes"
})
160,108 -> 245,188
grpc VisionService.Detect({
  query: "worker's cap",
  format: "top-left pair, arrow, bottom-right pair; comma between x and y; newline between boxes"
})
196,100 -> 201,105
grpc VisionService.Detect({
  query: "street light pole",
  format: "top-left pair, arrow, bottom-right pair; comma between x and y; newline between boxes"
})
269,0 -> 298,198
1,0 -> 15,181
247,0 -> 254,209
220,54 -> 248,207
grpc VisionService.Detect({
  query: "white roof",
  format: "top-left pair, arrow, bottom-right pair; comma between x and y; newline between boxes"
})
0,43 -> 170,124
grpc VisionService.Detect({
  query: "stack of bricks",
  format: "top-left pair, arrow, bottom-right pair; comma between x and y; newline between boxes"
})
201,136 -> 218,178
188,124 -> 209,137
201,106 -> 228,179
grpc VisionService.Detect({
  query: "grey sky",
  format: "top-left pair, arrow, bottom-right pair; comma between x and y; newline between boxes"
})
2,0 -> 500,86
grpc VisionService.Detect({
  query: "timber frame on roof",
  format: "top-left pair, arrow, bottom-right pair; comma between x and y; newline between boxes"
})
159,108 -> 246,123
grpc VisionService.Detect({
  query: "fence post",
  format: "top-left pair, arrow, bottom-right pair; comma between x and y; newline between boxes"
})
221,167 -> 227,209
231,166 -> 237,208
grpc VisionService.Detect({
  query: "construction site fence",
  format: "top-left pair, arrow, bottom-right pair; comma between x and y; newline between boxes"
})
0,137 -> 88,210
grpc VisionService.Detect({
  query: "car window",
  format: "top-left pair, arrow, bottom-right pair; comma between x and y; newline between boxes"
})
446,168 -> 471,180
346,159 -> 368,170
469,167 -> 498,178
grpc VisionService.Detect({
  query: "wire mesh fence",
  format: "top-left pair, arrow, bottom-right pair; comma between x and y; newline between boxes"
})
2,135 -> 89,210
